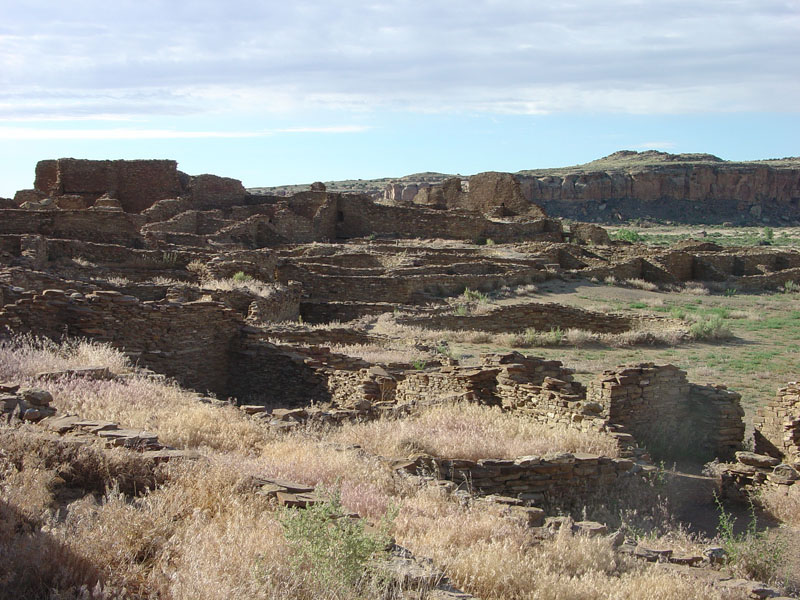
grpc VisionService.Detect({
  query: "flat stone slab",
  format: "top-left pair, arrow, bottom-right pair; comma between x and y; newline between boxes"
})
73,421 -> 120,433
736,451 -> 780,468
36,367 -> 112,381
276,491 -> 320,508
40,414 -> 83,434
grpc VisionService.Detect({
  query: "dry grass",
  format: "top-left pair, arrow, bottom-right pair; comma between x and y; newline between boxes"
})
202,277 -> 283,298
0,334 -> 765,599
331,403 -> 620,460
327,342 -> 429,365
0,334 -> 132,377
760,485 -> 800,526
624,278 -> 660,292
394,488 -> 740,600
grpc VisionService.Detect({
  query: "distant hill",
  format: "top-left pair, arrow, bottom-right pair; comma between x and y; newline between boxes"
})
250,150 -> 800,196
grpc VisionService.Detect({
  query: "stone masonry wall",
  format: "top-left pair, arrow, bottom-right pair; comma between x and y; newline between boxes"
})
336,195 -> 563,243
587,364 -> 744,461
0,210 -> 146,247
0,288 -> 242,393
753,382 -> 800,463
33,159 -> 183,213
397,303 -> 637,334
416,453 -> 634,510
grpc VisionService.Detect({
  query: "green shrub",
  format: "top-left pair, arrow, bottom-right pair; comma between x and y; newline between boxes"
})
716,497 -> 787,584
613,229 -> 643,243
277,488 -> 392,594
783,280 -> 798,294
461,288 -> 488,303
689,315 -> 733,341
232,271 -> 253,282
454,304 -> 469,317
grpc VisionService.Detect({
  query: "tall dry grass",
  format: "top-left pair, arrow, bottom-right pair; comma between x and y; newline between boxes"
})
331,403 -> 620,460
0,334 -> 132,377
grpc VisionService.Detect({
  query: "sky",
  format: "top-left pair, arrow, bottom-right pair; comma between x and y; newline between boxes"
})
1,0 -> 798,197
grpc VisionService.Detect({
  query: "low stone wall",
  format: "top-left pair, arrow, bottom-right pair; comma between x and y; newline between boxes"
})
397,302 -> 637,334
394,365 -> 502,406
412,453 -> 635,510
754,382 -> 800,464
587,364 -> 744,461
336,195 -> 563,243
278,264 -> 548,303
716,451 -> 799,503
299,301 -> 396,324
0,289 -> 242,394
0,209 -> 146,246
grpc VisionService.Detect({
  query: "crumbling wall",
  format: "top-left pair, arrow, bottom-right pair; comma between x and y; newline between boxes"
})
31,159 -> 183,213
335,195 -> 562,243
488,353 -> 601,430
587,364 -> 743,461
416,453 -> 634,510
753,382 -> 800,463
0,289 -> 241,393
397,303 -> 637,334
0,209 -> 146,247
188,174 -> 246,210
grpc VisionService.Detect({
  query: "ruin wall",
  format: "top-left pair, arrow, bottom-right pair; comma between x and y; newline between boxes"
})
0,288 -> 241,393
418,453 -> 635,510
587,364 -> 744,460
754,382 -> 800,463
397,303 -> 637,334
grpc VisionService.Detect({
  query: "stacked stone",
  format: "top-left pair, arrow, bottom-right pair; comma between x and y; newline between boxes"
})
407,452 -> 634,510
717,451 -> 799,502
753,382 -> 800,465
586,364 -> 744,461
687,384 -> 745,460
0,384 -> 57,422
0,288 -> 243,394
489,353 -> 603,431
394,365 -> 501,406
398,302 -> 636,335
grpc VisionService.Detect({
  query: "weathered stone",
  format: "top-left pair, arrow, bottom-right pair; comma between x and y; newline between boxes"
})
736,451 -> 781,468
20,388 -> 53,406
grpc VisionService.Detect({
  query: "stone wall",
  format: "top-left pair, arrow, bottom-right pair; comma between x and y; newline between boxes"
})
30,159 -> 183,213
587,364 -> 744,461
335,195 -> 563,243
394,365 -> 501,406
415,453 -> 635,510
0,288 -> 242,393
226,333 -> 334,406
753,383 -> 800,463
189,174 -> 247,210
0,209 -> 146,247
299,301 -> 397,324
397,303 -> 638,334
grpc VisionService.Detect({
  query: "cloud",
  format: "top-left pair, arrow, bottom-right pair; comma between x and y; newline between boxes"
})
0,125 -> 369,140
2,1 -> 798,119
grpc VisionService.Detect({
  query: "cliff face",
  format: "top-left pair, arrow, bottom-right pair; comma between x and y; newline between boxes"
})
519,164 -> 800,224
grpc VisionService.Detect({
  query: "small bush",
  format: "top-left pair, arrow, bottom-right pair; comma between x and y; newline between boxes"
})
688,315 -> 733,341
461,287 -> 488,303
716,497 -> 787,584
277,488 -> 392,594
783,280 -> 798,293
232,271 -> 253,283
613,229 -> 643,243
